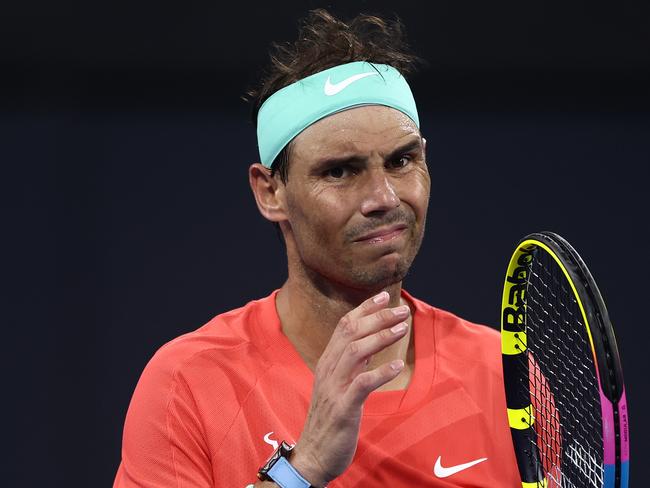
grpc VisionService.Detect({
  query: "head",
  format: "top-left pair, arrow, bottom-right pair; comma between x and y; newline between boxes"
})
247,9 -> 430,293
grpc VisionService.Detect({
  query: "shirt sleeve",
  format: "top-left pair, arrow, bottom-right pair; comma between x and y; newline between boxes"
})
114,350 -> 214,488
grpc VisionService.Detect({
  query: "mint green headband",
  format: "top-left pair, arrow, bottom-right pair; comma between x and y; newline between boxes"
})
256,61 -> 420,168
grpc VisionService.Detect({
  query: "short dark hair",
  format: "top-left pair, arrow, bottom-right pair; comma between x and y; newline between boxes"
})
246,9 -> 423,182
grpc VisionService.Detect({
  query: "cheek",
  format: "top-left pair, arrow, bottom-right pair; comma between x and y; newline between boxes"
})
415,183 -> 431,218
399,172 -> 431,217
286,190 -> 350,247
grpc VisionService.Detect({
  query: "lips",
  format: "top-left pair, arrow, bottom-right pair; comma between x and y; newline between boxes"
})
354,224 -> 408,243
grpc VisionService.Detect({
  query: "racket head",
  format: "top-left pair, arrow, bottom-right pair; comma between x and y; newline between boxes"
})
500,231 -> 629,488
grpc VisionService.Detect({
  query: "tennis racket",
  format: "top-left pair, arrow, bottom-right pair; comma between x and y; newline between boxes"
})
501,231 -> 629,488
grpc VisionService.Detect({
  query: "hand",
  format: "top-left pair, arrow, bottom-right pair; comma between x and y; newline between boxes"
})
290,291 -> 410,486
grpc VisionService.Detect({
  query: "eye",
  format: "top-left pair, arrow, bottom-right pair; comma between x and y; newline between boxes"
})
388,155 -> 412,169
324,165 -> 353,179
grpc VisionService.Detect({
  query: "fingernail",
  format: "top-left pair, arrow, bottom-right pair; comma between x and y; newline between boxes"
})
390,360 -> 405,371
392,305 -> 409,317
390,322 -> 407,334
373,291 -> 389,304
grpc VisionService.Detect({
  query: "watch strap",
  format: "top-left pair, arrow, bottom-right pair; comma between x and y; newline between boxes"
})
267,456 -> 313,488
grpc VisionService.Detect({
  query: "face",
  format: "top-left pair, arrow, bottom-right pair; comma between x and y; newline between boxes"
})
280,105 -> 431,291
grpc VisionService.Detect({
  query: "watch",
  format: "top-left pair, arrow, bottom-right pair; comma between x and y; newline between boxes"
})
257,441 -> 317,488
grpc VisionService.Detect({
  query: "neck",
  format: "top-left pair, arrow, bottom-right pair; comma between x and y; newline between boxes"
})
275,262 -> 414,390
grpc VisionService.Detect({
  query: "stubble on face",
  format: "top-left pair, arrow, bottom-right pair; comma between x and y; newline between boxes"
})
339,206 -> 424,289
281,106 -> 430,294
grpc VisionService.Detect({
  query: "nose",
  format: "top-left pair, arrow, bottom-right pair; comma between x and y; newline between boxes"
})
359,169 -> 400,216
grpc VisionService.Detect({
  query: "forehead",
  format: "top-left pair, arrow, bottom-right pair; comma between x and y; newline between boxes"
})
291,105 -> 420,162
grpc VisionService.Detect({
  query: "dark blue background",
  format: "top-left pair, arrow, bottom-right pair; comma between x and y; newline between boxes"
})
2,1 -> 648,486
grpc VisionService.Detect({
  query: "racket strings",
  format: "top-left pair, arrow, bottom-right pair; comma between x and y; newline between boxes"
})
522,250 -> 604,488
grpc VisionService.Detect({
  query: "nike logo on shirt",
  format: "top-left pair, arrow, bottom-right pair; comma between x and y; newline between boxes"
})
323,72 -> 379,96
433,456 -> 488,478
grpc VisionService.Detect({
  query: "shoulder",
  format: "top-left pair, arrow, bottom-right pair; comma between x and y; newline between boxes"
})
405,291 -> 502,373
142,294 -> 274,390
432,306 -> 500,343
118,296 -> 278,483
128,293 -> 278,422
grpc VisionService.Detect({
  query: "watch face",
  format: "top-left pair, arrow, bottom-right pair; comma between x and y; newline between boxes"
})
257,441 -> 293,480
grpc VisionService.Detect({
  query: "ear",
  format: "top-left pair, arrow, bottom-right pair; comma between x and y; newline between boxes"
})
248,163 -> 288,222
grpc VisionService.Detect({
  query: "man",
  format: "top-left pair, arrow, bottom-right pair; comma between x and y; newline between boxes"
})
114,10 -> 520,488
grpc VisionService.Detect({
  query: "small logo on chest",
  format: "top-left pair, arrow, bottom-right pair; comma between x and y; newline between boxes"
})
263,432 -> 279,450
433,455 -> 488,478
263,431 -> 295,452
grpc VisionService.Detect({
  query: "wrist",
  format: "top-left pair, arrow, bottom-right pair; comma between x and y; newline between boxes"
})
258,441 -> 328,488
289,445 -> 329,488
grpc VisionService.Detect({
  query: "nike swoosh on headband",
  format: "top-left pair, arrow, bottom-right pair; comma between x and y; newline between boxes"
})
257,61 -> 419,168
433,456 -> 488,478
324,71 -> 379,96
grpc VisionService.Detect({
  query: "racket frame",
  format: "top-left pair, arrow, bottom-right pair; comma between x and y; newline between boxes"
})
501,231 -> 629,488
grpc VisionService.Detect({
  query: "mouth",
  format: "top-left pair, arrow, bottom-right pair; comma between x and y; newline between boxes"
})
353,224 -> 408,244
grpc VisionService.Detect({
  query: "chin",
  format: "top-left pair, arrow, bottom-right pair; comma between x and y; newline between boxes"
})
348,258 -> 411,289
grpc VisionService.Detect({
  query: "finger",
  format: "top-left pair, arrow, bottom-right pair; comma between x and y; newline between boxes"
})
334,321 -> 409,382
322,303 -> 410,369
318,291 -> 390,364
346,290 -> 390,322
343,360 -> 405,408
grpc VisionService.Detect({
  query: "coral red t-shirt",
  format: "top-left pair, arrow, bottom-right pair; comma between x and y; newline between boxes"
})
114,290 -> 520,487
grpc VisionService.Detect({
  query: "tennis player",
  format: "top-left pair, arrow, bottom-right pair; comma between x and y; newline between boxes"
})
114,10 -> 520,488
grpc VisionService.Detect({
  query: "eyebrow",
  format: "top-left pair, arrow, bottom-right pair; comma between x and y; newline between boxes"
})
382,138 -> 423,163
312,137 -> 423,171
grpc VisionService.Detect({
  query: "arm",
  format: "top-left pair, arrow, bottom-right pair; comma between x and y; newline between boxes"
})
280,291 -> 409,487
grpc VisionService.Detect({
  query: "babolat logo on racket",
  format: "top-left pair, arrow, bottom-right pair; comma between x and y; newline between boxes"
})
502,244 -> 536,334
